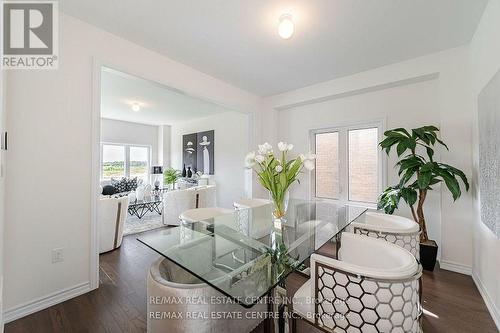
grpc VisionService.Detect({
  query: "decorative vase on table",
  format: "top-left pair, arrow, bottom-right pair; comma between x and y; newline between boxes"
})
182,164 -> 187,177
245,141 -> 316,228
269,190 -> 289,226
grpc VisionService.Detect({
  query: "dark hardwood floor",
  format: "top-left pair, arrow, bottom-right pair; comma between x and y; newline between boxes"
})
5,228 -> 498,333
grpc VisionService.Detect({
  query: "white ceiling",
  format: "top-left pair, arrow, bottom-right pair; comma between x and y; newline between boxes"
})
101,67 -> 231,125
62,0 -> 488,96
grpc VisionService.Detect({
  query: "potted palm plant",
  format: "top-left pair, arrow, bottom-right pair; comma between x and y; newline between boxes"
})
378,126 -> 469,271
163,168 -> 182,190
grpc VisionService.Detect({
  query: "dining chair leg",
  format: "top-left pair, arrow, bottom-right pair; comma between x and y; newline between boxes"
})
419,276 -> 423,300
278,304 -> 285,333
264,291 -> 273,333
291,316 -> 297,333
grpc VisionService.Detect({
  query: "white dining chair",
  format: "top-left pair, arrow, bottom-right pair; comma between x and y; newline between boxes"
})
197,185 -> 217,208
351,211 -> 421,259
98,195 -> 129,253
147,257 -> 266,333
292,232 -> 422,333
233,198 -> 272,239
162,188 -> 198,226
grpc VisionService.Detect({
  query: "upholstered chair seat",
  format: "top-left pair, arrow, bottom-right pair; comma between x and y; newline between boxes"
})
180,207 -> 234,224
292,232 -> 422,333
352,211 -> 421,259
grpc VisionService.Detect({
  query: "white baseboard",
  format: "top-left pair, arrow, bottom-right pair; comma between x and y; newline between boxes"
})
3,281 -> 91,324
473,272 -> 500,331
439,260 -> 472,275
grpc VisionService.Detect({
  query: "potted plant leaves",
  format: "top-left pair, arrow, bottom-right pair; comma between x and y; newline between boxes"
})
378,126 -> 469,271
163,168 -> 182,190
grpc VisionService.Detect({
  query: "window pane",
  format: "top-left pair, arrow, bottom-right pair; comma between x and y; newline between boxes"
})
102,145 -> 125,179
348,128 -> 378,203
315,132 -> 340,199
130,146 -> 149,182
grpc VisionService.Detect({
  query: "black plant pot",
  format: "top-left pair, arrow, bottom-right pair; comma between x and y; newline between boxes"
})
420,240 -> 438,271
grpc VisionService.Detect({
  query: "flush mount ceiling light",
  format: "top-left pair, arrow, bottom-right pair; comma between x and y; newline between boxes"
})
131,103 -> 141,112
278,13 -> 294,39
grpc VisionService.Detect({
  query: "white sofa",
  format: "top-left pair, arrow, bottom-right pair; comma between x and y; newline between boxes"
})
98,196 -> 129,253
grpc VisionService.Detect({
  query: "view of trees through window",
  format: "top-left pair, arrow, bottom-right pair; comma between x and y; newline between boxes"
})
102,144 -> 150,181
102,145 -> 125,179
129,146 -> 149,181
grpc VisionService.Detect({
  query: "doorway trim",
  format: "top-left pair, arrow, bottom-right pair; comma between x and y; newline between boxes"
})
90,58 -> 256,290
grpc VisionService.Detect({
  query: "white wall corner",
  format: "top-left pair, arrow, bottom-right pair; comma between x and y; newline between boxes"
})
0,276 -> 3,332
3,282 -> 91,324
472,271 -> 500,331
438,259 -> 472,275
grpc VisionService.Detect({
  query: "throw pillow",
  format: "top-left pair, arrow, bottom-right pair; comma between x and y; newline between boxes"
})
111,177 -> 128,193
126,177 -> 138,192
102,185 -> 117,196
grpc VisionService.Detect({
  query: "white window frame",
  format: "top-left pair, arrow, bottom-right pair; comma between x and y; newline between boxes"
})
100,142 -> 151,181
310,119 -> 386,207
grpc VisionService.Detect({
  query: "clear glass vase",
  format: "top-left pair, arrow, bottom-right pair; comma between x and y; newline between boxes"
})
269,190 -> 289,226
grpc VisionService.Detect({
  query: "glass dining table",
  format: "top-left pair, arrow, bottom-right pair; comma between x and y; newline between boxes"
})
138,199 -> 367,329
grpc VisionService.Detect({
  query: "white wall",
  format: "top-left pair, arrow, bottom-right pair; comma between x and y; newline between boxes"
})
264,47 -> 474,272
4,5 -> 496,327
3,13 -> 260,321
470,0 -> 500,328
160,125 -> 172,169
277,79 -> 442,248
171,112 -> 250,208
0,64 -> 6,331
101,118 -> 159,167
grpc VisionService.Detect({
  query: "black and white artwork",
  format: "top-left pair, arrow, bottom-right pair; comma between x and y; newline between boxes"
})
478,69 -> 500,238
197,130 -> 215,175
182,133 -> 198,173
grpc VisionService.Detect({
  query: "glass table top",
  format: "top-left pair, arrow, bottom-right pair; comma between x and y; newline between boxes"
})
137,199 -> 367,307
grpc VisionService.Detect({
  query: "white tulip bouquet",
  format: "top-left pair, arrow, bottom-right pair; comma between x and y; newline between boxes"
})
245,142 -> 316,219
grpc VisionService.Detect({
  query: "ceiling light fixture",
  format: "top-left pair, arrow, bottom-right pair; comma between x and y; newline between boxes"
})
278,13 -> 294,39
131,103 -> 141,112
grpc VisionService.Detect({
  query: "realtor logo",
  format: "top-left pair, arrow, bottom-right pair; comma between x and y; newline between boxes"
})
2,1 -> 58,69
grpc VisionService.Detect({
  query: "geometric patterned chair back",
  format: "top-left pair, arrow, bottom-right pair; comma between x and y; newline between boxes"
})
352,212 -> 421,260
314,261 -> 422,333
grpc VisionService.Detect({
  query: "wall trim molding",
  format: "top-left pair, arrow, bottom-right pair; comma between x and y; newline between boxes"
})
274,72 -> 440,111
3,282 -> 91,324
473,271 -> 500,331
439,260 -> 472,275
